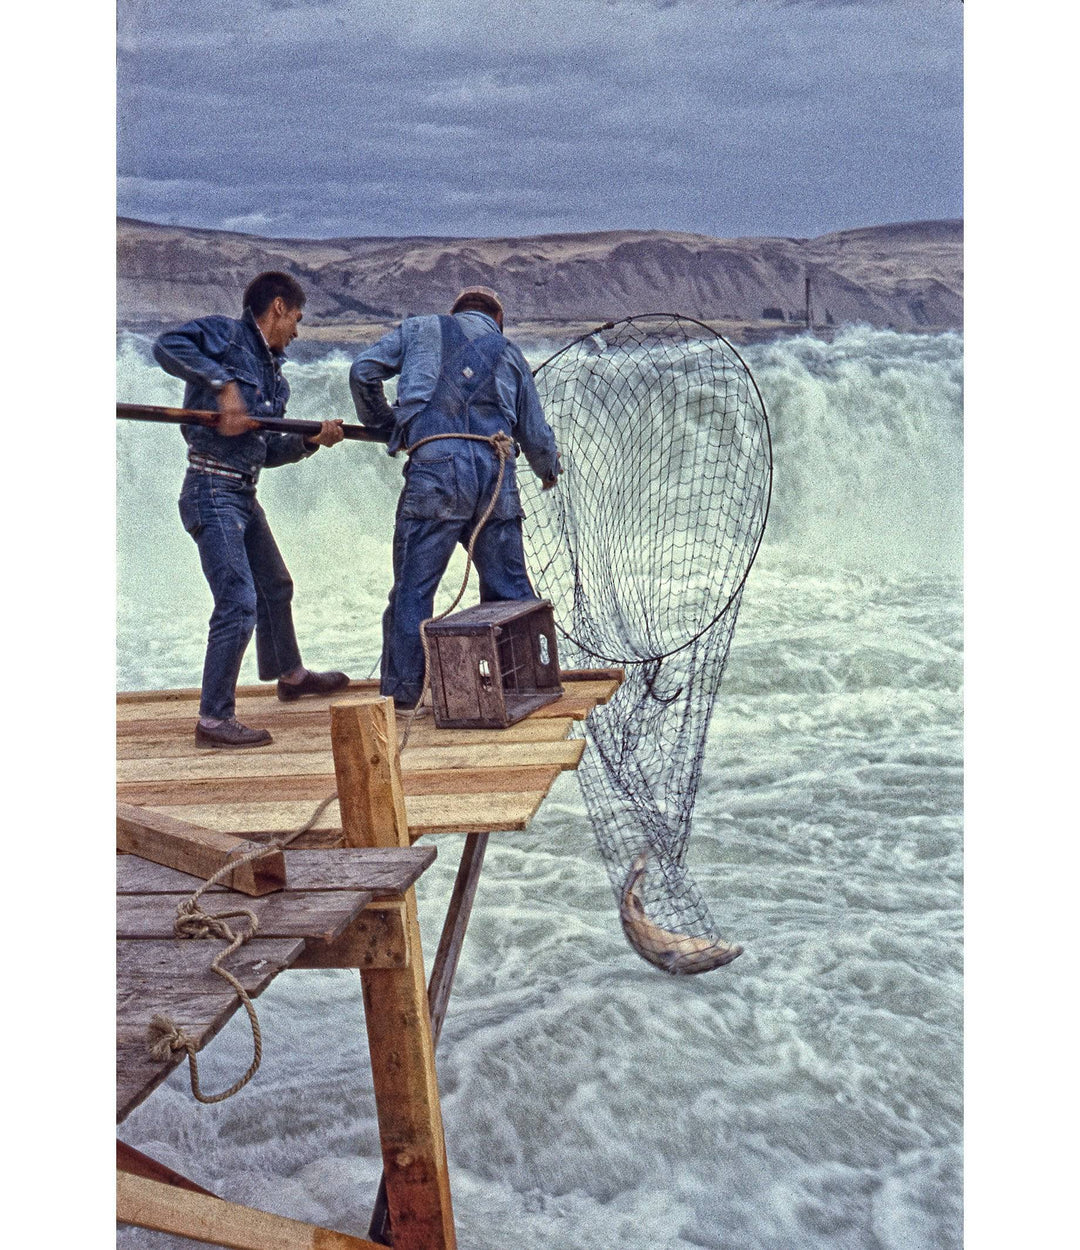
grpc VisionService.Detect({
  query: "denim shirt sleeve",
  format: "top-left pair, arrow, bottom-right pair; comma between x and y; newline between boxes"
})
153,316 -> 239,391
497,343 -> 559,482
349,326 -> 405,433
263,433 -> 317,468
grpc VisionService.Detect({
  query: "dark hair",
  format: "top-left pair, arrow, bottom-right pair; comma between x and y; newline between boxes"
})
450,286 -> 504,322
242,271 -> 306,317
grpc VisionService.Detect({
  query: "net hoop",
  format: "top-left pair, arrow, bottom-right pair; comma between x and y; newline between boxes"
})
531,313 -> 773,664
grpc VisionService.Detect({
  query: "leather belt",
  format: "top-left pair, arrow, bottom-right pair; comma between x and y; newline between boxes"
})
187,452 -> 258,484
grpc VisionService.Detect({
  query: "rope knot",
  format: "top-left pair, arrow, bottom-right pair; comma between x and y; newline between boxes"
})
490,430 -> 514,459
173,904 -> 226,941
147,1013 -> 194,1062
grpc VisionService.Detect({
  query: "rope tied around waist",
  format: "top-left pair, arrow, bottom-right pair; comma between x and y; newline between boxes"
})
398,429 -> 516,749
145,793 -> 338,1103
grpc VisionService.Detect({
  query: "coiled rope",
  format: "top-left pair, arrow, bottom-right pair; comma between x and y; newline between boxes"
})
146,793 -> 338,1103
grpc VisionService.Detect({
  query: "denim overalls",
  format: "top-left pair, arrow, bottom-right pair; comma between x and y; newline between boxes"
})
381,315 -> 538,705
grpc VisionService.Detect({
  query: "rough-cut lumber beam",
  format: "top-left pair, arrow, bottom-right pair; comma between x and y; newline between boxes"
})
117,1140 -> 219,1197
368,831 -> 489,1244
117,804 -> 285,897
117,890 -> 372,944
294,897 -> 411,971
331,697 -> 457,1250
117,1171 -> 383,1250
117,847 -> 435,897
332,698 -> 410,849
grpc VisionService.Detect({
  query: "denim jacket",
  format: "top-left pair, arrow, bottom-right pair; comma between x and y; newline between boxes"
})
153,307 -> 316,477
348,311 -> 559,484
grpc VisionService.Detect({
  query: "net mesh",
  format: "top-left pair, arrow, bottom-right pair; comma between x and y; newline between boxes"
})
521,314 -> 772,974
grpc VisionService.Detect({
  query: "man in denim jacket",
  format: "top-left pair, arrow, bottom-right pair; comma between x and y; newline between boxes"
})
154,271 -> 351,748
349,286 -> 559,710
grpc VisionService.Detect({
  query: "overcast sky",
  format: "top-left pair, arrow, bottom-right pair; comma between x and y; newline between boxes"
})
116,0 -> 962,241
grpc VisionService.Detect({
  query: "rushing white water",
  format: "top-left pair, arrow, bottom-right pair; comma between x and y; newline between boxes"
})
116,325 -> 962,1250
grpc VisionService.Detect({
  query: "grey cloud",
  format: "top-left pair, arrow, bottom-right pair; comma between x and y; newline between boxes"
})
117,0 -> 961,238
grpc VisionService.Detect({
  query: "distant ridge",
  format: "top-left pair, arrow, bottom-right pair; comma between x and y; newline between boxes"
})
117,217 -> 962,334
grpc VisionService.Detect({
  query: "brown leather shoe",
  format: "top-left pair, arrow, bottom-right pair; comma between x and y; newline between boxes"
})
195,719 -> 273,749
276,669 -> 351,701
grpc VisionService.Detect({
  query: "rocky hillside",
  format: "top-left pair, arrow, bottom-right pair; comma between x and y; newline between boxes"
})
117,217 -> 962,334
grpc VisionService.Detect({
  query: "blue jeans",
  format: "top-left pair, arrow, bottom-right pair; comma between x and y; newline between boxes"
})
381,508 -> 537,706
179,472 -> 303,720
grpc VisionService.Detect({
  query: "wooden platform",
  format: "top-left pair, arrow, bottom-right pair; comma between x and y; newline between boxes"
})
116,672 -> 621,843
116,670 -> 622,1250
117,846 -> 435,1122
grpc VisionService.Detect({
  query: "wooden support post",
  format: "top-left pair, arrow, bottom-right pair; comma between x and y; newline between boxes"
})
117,1170 -> 383,1250
368,830 -> 489,1243
330,698 -> 456,1250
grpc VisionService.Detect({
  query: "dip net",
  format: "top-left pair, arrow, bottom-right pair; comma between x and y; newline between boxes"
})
521,314 -> 772,974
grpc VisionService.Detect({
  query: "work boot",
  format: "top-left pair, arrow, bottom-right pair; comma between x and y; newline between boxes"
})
195,718 -> 273,749
276,669 -> 351,701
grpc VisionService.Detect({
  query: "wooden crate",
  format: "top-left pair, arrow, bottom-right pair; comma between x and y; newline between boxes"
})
425,600 -> 564,728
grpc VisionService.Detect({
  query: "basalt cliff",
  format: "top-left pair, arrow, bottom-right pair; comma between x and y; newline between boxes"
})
117,217 -> 962,339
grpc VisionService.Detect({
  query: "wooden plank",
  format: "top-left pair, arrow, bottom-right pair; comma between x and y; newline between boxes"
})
117,889 -> 372,943
139,801 -> 344,836
558,667 -> 626,682
117,709 -> 340,747
117,936 -> 305,1119
392,716 -> 578,746
528,683 -> 620,717
404,790 -> 548,836
117,712 -> 579,757
402,739 -> 584,772
426,835 -> 488,1048
115,674 -> 613,724
117,1171 -> 384,1250
117,679 -> 381,705
118,1041 -> 191,1123
140,789 -> 550,837
116,672 -> 612,707
332,698 -> 456,1250
117,937 -> 302,999
117,739 -> 584,785
117,750 -> 338,783
118,763 -> 563,807
117,804 -> 286,896
293,897 -> 410,971
116,690 -> 367,725
117,847 -> 436,896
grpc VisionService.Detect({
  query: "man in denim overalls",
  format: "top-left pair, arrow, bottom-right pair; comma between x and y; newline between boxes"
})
154,272 -> 351,748
349,287 -> 560,709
